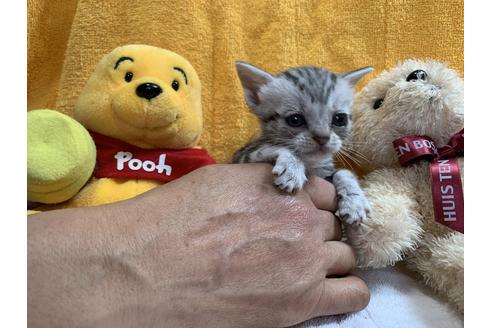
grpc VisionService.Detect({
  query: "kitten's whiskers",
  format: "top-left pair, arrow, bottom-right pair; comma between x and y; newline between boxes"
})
335,150 -> 357,172
341,146 -> 370,165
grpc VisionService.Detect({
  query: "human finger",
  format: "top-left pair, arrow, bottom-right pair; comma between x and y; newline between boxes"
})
310,275 -> 370,318
303,176 -> 338,212
322,241 -> 356,276
315,211 -> 342,241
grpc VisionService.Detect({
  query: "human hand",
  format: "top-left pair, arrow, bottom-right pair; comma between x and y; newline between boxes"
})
28,164 -> 369,328
113,164 -> 369,327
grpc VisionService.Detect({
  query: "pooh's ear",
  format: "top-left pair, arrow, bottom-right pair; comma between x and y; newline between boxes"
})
340,66 -> 374,87
235,61 -> 273,107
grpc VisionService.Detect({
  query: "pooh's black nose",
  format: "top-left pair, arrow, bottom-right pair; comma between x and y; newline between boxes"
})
406,70 -> 428,82
136,83 -> 162,100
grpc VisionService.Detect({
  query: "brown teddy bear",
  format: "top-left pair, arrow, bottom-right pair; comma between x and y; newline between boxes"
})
345,59 -> 464,312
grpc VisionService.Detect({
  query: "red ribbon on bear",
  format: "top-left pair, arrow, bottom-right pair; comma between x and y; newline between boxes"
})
90,131 -> 216,183
393,129 -> 464,234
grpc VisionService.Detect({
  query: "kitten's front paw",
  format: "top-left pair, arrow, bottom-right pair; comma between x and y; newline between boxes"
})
272,162 -> 307,193
338,194 -> 370,225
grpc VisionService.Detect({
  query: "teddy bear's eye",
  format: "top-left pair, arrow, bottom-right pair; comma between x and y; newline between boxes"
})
172,80 -> 180,91
125,72 -> 133,82
373,98 -> 384,109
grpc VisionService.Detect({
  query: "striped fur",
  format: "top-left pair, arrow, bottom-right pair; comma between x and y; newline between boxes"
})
233,62 -> 372,224
281,66 -> 337,105
233,65 -> 356,168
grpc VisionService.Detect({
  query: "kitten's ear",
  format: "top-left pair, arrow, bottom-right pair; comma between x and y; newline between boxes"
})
340,66 -> 374,87
235,61 -> 273,107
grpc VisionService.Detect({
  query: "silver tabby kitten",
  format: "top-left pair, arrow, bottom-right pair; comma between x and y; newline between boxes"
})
232,62 -> 372,224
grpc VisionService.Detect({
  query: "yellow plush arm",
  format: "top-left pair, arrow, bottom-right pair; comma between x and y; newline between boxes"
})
27,110 -> 96,204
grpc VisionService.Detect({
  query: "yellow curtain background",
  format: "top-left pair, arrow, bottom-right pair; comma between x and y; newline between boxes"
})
28,0 -> 463,163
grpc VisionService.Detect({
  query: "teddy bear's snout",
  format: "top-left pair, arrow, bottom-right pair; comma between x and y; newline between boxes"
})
136,83 -> 163,100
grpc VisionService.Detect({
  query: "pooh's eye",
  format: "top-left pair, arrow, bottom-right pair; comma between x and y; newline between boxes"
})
332,113 -> 348,127
124,72 -> 133,82
373,98 -> 384,109
285,114 -> 306,127
172,80 -> 180,91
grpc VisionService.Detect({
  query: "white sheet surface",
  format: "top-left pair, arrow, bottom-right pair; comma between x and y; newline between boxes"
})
293,266 -> 463,328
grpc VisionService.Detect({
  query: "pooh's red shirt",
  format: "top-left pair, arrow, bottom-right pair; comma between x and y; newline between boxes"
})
90,131 -> 216,183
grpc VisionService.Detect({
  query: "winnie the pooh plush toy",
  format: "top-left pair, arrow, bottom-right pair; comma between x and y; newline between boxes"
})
28,45 -> 215,208
345,59 -> 464,312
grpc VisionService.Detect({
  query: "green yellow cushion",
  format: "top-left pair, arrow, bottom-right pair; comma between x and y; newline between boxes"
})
27,109 -> 96,203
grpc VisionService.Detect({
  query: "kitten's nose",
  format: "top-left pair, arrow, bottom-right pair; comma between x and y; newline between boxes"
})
313,136 -> 329,146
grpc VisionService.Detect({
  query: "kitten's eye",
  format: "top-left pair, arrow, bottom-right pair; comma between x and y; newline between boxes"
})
124,72 -> 133,82
285,114 -> 306,127
332,113 -> 348,127
172,80 -> 180,91
373,98 -> 384,109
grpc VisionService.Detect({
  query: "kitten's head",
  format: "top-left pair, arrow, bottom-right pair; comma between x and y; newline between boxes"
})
236,62 -> 373,156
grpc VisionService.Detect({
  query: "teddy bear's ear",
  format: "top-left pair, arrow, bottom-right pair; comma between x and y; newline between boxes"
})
340,66 -> 374,87
235,61 -> 274,107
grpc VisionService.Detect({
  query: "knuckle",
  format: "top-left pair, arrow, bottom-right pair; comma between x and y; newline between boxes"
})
285,200 -> 317,228
276,200 -> 320,247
